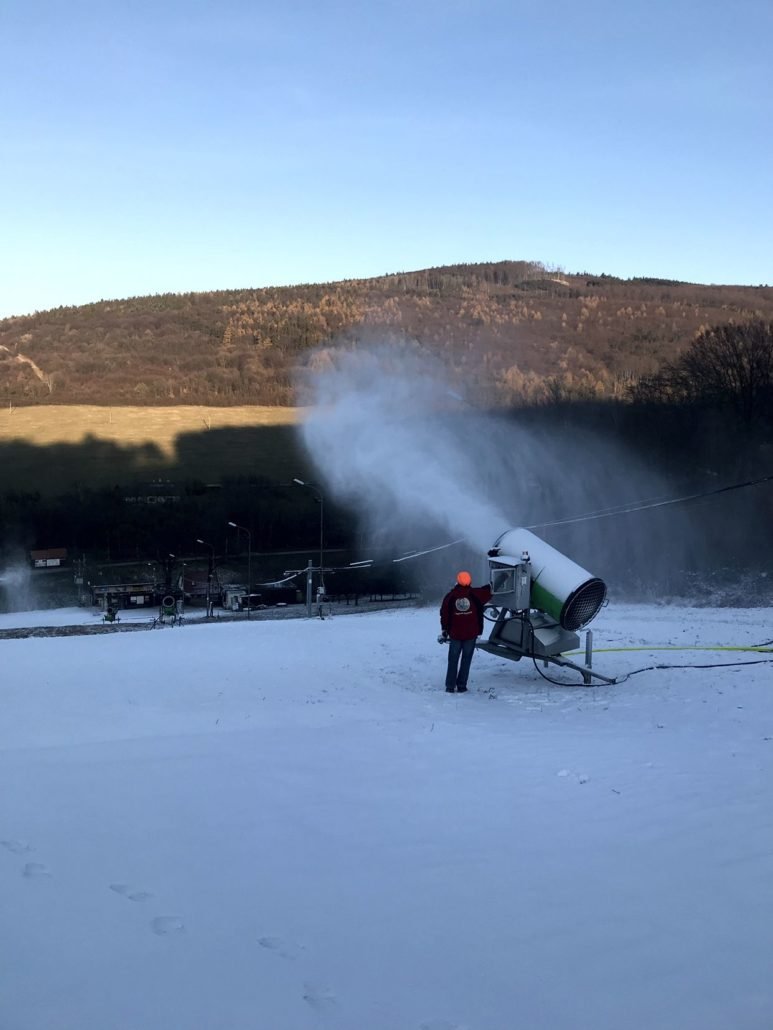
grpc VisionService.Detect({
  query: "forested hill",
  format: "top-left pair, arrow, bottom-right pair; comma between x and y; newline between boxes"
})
2,261 -> 772,407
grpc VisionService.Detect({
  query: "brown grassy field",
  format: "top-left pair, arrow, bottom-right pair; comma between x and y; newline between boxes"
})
0,405 -> 308,494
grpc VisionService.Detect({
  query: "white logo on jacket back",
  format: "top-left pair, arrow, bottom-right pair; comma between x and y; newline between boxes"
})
455,597 -> 471,613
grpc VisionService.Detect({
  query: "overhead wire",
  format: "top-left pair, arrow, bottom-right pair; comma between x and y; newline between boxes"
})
526,471 -> 773,530
344,470 -> 773,565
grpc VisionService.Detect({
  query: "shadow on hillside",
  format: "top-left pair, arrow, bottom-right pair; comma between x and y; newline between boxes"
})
2,409 -> 772,605
0,424 -> 310,494
174,425 -> 308,484
0,437 -> 166,494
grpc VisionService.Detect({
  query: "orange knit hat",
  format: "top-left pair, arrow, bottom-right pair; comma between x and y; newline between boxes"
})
456,571 -> 472,586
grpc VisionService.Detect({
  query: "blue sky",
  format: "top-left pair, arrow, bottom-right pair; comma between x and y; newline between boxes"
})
1,0 -> 771,318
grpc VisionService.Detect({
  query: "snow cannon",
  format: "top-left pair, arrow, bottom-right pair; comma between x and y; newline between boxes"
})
491,528 -> 606,631
477,528 -> 613,685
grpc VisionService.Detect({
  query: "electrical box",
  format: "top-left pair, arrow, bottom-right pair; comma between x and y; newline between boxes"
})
490,560 -> 531,611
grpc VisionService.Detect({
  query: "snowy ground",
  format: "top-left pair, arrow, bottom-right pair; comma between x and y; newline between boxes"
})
1,602 -> 772,1030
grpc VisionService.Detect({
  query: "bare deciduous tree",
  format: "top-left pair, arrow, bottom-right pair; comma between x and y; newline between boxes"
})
632,320 -> 773,426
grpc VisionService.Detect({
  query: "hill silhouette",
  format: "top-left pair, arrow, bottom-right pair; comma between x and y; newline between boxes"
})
2,261 -> 773,406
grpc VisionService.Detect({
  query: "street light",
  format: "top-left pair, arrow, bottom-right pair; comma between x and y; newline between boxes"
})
196,538 -> 216,617
227,521 -> 252,619
292,478 -> 325,594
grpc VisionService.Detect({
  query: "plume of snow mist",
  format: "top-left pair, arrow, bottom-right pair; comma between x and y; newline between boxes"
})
0,561 -> 36,612
299,342 -> 511,553
297,339 -> 700,597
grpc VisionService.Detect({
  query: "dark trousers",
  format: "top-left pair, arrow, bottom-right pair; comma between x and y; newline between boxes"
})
446,637 -> 477,689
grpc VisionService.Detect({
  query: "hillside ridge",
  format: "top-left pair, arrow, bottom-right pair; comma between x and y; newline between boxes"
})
2,261 -> 772,407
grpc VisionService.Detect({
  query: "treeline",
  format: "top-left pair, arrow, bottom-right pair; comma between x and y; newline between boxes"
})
2,262 -> 772,407
0,476 -> 426,602
0,476 -> 356,567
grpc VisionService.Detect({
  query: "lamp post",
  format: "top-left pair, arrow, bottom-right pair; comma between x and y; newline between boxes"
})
292,478 -> 325,595
227,521 -> 252,619
196,538 -> 215,617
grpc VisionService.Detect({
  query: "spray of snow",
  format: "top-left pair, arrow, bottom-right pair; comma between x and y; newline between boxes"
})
298,339 -> 698,594
299,341 -> 510,554
0,562 -> 36,612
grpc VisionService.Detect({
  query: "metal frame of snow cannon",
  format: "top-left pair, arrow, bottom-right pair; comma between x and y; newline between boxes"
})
475,528 -> 616,685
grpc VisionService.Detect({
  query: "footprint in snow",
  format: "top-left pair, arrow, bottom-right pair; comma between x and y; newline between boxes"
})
1,839 -> 33,855
109,883 -> 154,902
258,935 -> 305,960
150,916 -> 186,936
302,981 -> 337,1013
22,862 -> 52,879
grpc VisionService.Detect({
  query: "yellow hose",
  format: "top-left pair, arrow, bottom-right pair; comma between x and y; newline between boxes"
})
566,644 -> 773,656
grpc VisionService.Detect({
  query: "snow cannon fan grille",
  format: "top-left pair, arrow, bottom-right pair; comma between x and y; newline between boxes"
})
561,578 -> 606,632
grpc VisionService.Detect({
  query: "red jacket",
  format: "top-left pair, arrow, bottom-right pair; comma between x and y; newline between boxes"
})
440,584 -> 493,640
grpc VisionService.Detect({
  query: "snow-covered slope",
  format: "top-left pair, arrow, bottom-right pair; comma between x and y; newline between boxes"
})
1,603 -> 772,1030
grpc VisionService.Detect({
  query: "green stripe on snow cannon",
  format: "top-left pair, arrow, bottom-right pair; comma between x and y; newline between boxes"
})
491,528 -> 607,631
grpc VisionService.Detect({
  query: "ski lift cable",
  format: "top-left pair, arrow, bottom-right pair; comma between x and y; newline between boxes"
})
527,471 -> 773,531
390,471 -> 773,563
528,490 -> 682,525
530,468 -> 767,526
254,573 -> 304,587
286,471 -> 773,572
392,540 -> 465,563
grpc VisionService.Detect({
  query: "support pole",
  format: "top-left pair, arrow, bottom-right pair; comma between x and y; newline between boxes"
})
306,560 -> 313,618
319,495 -> 325,595
583,629 -> 593,685
247,541 -> 251,620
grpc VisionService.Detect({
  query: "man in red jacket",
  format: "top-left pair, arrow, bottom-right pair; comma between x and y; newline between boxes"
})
439,570 -> 492,692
